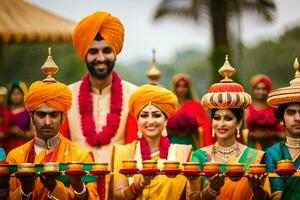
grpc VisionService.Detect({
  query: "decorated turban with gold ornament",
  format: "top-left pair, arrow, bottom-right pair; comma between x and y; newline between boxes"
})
129,84 -> 178,119
268,58 -> 300,108
250,74 -> 272,93
24,81 -> 72,112
201,56 -> 251,109
72,11 -> 125,60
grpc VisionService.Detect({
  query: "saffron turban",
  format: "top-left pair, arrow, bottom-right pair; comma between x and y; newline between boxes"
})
250,74 -> 272,93
72,11 -> 125,60
24,81 -> 72,112
129,84 -> 178,119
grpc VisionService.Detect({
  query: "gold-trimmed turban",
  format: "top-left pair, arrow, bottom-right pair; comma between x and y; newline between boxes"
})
24,81 -> 72,112
268,58 -> 300,108
72,11 -> 125,60
201,56 -> 251,109
129,84 -> 178,119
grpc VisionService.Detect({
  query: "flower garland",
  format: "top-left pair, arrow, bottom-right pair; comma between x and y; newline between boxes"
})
140,136 -> 170,160
79,72 -> 123,147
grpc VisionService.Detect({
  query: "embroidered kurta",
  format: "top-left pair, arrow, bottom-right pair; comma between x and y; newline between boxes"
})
264,141 -> 300,200
6,136 -> 99,200
66,80 -> 137,164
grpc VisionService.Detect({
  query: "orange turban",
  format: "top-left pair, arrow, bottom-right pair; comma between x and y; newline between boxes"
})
129,84 -> 178,119
24,81 -> 72,112
72,11 -> 125,60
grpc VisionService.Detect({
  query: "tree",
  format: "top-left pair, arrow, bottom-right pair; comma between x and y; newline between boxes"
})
153,0 -> 275,83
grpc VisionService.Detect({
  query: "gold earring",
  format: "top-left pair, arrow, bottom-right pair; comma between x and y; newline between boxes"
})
137,130 -> 142,138
212,129 -> 215,137
161,128 -> 168,137
236,127 -> 240,138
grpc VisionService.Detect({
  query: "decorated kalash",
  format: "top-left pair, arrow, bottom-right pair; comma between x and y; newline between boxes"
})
265,58 -> 300,200
0,48 -> 110,200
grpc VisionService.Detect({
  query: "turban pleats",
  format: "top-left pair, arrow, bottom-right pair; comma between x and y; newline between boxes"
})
24,81 -> 72,112
73,12 -> 124,60
129,84 -> 178,119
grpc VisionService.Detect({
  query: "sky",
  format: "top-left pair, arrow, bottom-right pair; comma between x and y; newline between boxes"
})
28,0 -> 300,64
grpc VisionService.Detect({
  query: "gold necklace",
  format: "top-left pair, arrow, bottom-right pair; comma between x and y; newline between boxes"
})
213,142 -> 239,162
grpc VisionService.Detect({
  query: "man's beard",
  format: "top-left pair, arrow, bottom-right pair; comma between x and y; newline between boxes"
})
86,59 -> 115,79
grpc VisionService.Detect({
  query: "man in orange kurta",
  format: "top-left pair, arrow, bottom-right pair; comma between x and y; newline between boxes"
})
3,81 -> 99,199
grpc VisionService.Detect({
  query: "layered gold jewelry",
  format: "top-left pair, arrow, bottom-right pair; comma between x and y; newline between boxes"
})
213,142 -> 239,162
285,136 -> 300,149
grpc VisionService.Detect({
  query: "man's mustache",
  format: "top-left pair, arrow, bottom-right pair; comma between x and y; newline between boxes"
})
93,60 -> 108,65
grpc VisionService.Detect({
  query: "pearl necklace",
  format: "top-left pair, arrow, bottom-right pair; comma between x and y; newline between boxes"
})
285,136 -> 300,149
213,142 -> 239,162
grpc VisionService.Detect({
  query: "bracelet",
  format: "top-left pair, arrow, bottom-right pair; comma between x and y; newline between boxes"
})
74,184 -> 87,200
138,179 -> 143,188
129,184 -> 138,196
20,186 -> 32,200
47,191 -> 60,200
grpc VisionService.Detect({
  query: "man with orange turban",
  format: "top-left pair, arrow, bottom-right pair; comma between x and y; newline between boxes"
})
60,12 -> 138,199
1,80 -> 99,199
61,11 -> 138,166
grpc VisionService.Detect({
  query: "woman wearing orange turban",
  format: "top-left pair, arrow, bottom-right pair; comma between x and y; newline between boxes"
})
113,84 -> 192,200
245,74 -> 285,151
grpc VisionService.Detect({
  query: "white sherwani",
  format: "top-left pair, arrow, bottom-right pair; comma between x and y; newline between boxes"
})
67,80 -> 137,166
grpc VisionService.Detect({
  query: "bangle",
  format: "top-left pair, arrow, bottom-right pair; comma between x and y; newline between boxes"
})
20,186 -> 32,200
138,179 -> 143,188
74,184 -> 87,200
129,184 -> 137,196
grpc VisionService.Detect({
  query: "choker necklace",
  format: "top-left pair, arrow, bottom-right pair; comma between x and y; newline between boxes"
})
213,142 -> 239,162
285,136 -> 300,149
35,133 -> 61,150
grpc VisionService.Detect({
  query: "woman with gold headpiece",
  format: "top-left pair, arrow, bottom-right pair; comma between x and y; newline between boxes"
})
113,84 -> 192,200
167,73 -> 213,150
190,56 -> 269,200
245,74 -> 285,151
6,80 -> 34,153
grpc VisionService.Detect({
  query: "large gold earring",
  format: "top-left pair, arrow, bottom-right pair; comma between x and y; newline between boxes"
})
236,127 -> 240,138
212,129 -> 216,137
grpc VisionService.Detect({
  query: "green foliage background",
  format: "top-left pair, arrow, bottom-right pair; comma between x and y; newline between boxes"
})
1,25 -> 300,98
